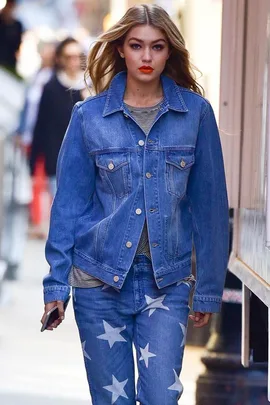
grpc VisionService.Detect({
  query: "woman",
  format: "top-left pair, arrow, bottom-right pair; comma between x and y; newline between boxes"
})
30,37 -> 85,197
41,4 -> 229,405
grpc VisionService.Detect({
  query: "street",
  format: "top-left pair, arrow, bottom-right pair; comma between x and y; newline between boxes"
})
0,238 -> 205,404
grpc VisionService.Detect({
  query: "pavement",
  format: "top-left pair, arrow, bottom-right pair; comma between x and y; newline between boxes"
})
0,237 -> 205,405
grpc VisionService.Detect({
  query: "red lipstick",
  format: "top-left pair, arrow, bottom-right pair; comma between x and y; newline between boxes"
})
139,66 -> 154,74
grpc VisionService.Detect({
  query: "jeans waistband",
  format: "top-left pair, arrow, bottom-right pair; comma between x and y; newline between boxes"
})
133,254 -> 152,265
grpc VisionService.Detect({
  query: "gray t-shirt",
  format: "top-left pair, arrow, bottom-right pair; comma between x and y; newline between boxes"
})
69,100 -> 162,288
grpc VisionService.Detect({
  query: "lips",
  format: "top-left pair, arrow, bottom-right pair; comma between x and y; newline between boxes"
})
139,66 -> 154,74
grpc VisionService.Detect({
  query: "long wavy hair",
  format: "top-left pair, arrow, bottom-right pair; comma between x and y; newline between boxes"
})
86,4 -> 204,96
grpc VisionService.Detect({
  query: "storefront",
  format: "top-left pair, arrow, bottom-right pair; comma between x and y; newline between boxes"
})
219,0 -> 270,398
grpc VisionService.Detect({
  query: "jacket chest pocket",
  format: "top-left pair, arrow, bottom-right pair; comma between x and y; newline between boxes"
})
165,150 -> 195,199
95,152 -> 131,198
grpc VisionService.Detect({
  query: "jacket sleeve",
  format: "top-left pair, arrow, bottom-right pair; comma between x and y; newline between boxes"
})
43,104 -> 95,303
187,101 -> 229,313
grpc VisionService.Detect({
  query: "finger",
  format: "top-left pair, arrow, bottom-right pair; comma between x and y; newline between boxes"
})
193,317 -> 207,327
41,312 -> 48,325
193,319 -> 207,328
52,318 -> 63,328
57,301 -> 65,321
194,314 -> 212,328
203,313 -> 212,325
189,313 -> 203,322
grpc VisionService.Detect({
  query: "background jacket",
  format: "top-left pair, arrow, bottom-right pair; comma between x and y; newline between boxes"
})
30,74 -> 82,176
43,71 -> 229,313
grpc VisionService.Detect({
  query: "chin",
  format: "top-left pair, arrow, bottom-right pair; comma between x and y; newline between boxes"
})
132,71 -> 161,82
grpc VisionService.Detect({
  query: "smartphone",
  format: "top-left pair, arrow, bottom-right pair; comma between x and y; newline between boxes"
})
41,296 -> 71,332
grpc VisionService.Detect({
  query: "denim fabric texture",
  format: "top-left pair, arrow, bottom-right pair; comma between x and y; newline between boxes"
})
73,255 -> 194,405
43,71 -> 229,313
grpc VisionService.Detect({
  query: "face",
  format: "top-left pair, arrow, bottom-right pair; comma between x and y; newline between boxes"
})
59,42 -> 82,74
4,2 -> 16,15
119,24 -> 170,83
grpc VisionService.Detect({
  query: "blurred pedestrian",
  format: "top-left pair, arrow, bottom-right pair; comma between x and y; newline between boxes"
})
15,40 -> 56,240
41,4 -> 229,405
30,37 -> 85,198
0,0 -> 23,74
16,40 -> 56,149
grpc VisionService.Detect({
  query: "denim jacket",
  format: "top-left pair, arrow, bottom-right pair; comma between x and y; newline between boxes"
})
43,71 -> 229,313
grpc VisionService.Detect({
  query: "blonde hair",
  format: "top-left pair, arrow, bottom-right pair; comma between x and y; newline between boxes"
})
86,4 -> 203,96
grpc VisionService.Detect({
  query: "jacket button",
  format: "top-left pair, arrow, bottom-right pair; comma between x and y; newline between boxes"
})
113,275 -> 119,282
146,172 -> 152,179
126,241 -> 132,248
138,140 -> 145,146
180,160 -> 186,168
108,162 -> 115,170
152,242 -> 159,247
135,208 -> 142,215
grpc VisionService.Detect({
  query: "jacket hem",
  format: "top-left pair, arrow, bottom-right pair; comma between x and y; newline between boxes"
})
73,249 -> 192,290
73,249 -> 126,288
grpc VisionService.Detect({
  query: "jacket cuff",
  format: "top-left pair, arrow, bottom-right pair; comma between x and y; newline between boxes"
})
44,285 -> 70,304
192,295 -> 222,313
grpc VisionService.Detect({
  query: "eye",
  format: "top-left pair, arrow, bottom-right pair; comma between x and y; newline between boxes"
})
130,43 -> 141,50
153,44 -> 164,51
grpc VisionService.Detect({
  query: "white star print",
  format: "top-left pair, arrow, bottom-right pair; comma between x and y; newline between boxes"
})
82,341 -> 91,360
179,322 -> 187,347
139,343 -> 156,368
168,369 -> 183,395
97,320 -> 127,348
176,280 -> 191,287
103,375 -> 129,404
142,294 -> 169,317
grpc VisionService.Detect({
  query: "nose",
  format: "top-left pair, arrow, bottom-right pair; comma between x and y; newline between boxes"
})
142,47 -> 152,63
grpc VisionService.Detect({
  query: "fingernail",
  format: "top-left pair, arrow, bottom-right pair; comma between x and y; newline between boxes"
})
61,316 -> 64,320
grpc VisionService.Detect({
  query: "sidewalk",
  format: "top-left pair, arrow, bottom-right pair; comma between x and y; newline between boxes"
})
0,238 -> 205,404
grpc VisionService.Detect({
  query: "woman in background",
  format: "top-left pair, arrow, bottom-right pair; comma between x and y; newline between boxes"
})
30,37 -> 85,197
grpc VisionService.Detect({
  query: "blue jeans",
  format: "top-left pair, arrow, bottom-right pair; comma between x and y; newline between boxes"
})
73,255 -> 194,405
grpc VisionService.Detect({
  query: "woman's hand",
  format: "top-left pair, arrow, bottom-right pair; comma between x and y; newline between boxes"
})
189,312 -> 212,328
40,301 -> 65,331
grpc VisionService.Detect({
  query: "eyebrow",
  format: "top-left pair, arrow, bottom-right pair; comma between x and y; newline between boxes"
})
128,37 -> 167,43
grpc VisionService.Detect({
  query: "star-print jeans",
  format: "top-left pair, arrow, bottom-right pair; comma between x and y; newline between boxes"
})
72,255 -> 195,405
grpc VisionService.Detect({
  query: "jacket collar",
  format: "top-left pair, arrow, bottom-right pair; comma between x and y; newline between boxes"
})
102,71 -> 188,117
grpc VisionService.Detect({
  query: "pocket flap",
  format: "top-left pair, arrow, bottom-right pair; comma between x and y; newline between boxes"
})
96,152 -> 129,172
166,150 -> 195,170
